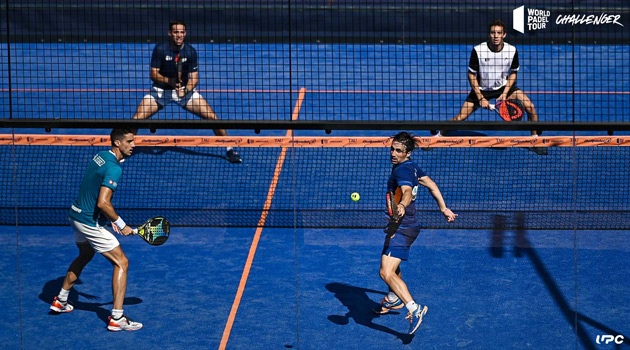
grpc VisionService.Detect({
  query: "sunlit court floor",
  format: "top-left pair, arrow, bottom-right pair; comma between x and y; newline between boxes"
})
1,224 -> 629,349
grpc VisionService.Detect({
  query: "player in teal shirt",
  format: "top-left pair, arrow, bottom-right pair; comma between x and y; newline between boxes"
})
51,129 -> 143,332
69,149 -> 123,227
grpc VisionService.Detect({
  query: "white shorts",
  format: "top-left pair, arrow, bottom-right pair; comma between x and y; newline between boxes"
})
148,85 -> 201,107
69,218 -> 120,253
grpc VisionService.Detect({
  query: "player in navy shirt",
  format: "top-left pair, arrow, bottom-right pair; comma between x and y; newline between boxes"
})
132,20 -> 242,163
436,20 -> 539,136
376,132 -> 457,335
50,129 -> 143,332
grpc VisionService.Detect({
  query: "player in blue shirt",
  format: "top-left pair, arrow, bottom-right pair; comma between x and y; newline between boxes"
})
50,129 -> 143,332
132,20 -> 242,163
375,132 -> 457,335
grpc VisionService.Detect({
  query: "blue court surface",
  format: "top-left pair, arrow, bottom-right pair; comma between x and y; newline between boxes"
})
1,225 -> 629,349
1,41 -> 630,350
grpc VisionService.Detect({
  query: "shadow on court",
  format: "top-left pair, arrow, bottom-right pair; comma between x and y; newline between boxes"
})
490,214 -> 630,348
39,277 -> 143,324
134,146 -> 227,160
325,282 -> 414,345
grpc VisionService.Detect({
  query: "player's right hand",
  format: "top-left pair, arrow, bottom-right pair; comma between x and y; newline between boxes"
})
112,223 -> 134,236
120,226 -> 134,236
479,98 -> 490,109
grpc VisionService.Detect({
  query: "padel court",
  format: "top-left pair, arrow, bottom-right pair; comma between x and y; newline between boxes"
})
1,26 -> 630,350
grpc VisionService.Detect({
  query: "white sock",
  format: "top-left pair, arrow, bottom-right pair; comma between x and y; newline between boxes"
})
57,288 -> 70,303
112,309 -> 124,319
435,131 -> 442,137
226,146 -> 233,151
387,292 -> 399,302
405,300 -> 418,313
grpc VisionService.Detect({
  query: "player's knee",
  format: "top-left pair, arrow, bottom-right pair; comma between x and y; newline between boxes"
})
78,250 -> 96,264
77,243 -> 95,261
379,267 -> 394,282
119,255 -> 129,270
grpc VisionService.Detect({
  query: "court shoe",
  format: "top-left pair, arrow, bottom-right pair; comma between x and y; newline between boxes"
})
406,304 -> 428,335
373,296 -> 404,314
107,315 -> 143,331
49,296 -> 74,313
226,149 -> 242,163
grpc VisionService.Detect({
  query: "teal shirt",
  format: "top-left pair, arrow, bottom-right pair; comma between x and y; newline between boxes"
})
69,150 -> 122,227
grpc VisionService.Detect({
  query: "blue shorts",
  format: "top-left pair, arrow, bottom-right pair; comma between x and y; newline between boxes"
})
381,222 -> 421,261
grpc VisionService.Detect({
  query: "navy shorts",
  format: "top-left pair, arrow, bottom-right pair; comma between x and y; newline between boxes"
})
382,222 -> 421,261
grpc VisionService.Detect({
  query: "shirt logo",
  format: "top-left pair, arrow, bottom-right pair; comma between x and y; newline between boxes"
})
93,155 -> 105,167
108,179 -> 118,188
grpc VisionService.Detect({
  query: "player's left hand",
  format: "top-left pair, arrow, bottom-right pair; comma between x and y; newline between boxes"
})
442,208 -> 458,222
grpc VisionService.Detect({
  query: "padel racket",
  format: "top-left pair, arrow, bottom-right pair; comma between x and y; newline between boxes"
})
489,98 -> 524,121
174,53 -> 183,87
384,190 -> 402,234
133,216 -> 170,246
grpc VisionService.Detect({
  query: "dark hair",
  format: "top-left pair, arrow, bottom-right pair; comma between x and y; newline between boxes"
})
110,129 -> 135,147
169,20 -> 187,31
391,131 -> 419,153
488,20 -> 506,33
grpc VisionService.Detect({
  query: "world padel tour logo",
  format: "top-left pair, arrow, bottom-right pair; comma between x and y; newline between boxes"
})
513,5 -> 624,33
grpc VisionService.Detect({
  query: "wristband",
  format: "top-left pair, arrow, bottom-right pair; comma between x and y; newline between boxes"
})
113,217 -> 126,230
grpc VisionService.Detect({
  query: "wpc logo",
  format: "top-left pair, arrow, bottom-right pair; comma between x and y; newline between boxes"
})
513,6 -> 550,33
596,334 -> 624,345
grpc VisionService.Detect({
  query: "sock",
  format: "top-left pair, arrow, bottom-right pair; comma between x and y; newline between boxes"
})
387,292 -> 399,302
405,300 -> 418,313
226,146 -> 233,152
112,309 -> 124,320
435,131 -> 442,137
57,288 -> 70,303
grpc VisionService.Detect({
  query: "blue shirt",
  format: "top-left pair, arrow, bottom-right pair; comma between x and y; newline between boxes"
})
387,160 -> 426,224
69,150 -> 122,227
150,41 -> 199,89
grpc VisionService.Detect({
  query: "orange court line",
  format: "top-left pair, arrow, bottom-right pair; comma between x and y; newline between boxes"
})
3,134 -> 630,148
218,87 -> 306,350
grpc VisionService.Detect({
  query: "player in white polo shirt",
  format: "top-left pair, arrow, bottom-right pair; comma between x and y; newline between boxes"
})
436,20 -> 539,136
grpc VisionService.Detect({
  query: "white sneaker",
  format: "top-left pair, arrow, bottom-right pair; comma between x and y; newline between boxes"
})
107,315 -> 143,332
50,296 -> 74,313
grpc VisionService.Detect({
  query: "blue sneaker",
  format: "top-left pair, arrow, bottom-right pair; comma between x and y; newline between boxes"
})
374,297 -> 404,314
406,305 -> 428,334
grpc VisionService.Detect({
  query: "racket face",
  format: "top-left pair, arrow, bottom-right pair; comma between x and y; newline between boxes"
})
498,99 -> 524,121
139,217 -> 170,246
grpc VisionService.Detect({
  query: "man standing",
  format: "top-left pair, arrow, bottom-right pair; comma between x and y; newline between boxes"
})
50,129 -> 143,332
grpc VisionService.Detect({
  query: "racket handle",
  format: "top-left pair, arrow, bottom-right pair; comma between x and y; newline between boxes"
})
489,104 -> 496,110
132,228 -> 138,235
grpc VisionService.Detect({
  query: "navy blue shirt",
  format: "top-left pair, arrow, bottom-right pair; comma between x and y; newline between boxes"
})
387,160 -> 426,224
150,41 -> 199,89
